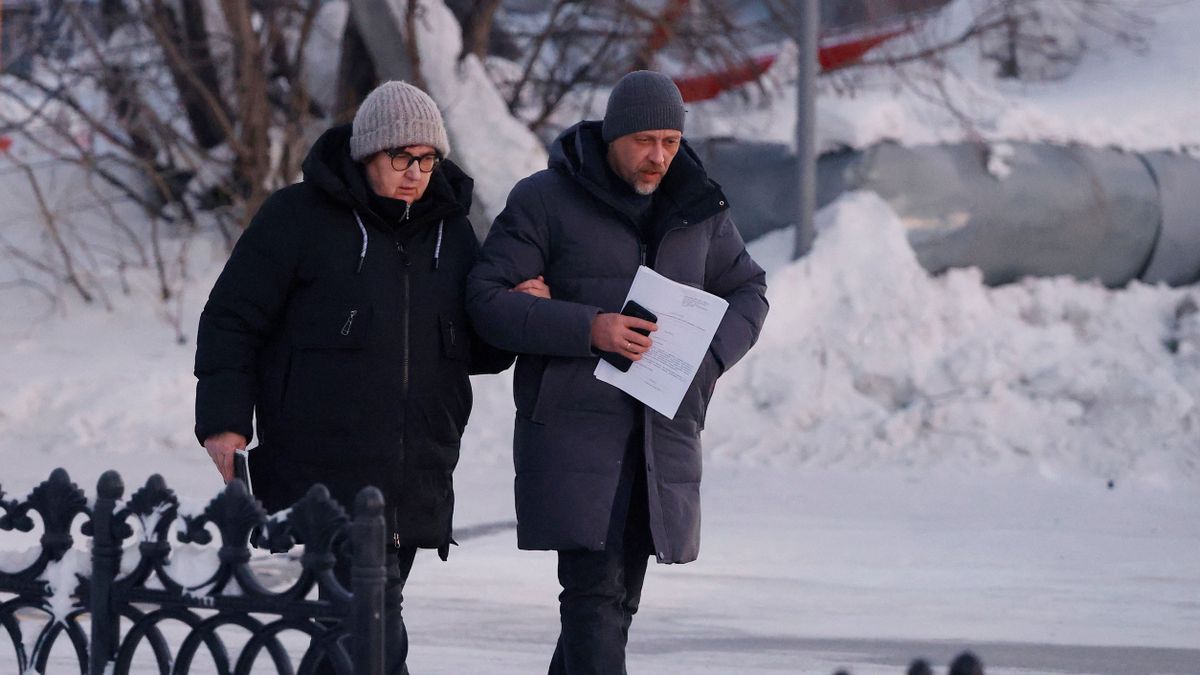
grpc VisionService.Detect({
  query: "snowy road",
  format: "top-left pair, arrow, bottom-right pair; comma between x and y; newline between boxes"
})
389,463 -> 1200,674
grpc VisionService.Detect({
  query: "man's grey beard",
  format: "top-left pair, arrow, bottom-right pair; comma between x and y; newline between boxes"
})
634,182 -> 659,196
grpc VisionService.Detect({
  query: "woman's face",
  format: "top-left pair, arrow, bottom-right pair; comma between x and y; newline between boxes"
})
363,144 -> 437,204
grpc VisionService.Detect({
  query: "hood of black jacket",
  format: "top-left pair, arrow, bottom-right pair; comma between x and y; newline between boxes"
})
301,124 -> 474,227
548,120 -> 728,225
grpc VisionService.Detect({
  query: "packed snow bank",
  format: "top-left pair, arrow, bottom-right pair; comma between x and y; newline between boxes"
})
685,0 -> 1200,155
703,192 -> 1199,482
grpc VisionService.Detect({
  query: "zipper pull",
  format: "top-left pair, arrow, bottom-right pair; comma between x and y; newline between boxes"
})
395,240 -> 411,266
341,309 -> 358,336
393,532 -> 401,549
449,320 -> 456,346
639,243 -> 647,266
403,202 -> 411,221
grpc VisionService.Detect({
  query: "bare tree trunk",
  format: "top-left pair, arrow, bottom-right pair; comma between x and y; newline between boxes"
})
143,0 -> 237,150
142,0 -> 232,150
176,0 -> 230,148
460,0 -> 502,62
347,0 -> 420,82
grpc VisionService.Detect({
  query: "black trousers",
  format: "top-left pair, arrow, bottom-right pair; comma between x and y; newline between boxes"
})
317,545 -> 418,675
549,430 -> 655,675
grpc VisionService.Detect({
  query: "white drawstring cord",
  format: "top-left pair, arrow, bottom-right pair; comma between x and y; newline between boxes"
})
353,211 -> 368,273
434,220 -> 444,270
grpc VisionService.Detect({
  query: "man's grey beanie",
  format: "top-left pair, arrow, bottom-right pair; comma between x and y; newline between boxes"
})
602,70 -> 685,143
350,81 -> 450,161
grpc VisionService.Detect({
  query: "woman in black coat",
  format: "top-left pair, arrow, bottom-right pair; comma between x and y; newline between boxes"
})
194,81 -> 523,674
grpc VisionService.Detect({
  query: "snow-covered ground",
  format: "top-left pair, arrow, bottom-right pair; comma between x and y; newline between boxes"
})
2,0 -> 1200,672
374,463 -> 1200,674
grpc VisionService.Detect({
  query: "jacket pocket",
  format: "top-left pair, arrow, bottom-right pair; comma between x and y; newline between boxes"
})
439,314 -> 470,361
284,305 -> 373,436
682,351 -> 721,430
530,358 -> 570,424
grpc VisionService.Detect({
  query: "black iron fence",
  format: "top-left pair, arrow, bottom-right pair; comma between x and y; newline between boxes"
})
1,468 -> 991,675
0,468 -> 386,675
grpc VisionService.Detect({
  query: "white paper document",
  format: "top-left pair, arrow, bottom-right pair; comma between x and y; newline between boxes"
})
595,266 -> 729,419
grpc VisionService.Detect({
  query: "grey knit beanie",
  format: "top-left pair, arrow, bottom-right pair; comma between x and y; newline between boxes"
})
350,81 -> 450,161
602,70 -> 686,143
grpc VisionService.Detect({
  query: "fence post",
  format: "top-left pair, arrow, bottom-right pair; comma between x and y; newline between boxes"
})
88,470 -> 123,675
351,486 -> 386,675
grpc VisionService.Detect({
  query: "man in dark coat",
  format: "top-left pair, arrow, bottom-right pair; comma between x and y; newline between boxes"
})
194,81 -> 515,674
467,71 -> 769,673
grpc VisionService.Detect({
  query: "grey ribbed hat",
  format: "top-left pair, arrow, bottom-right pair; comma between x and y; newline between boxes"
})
602,70 -> 685,143
350,81 -> 450,161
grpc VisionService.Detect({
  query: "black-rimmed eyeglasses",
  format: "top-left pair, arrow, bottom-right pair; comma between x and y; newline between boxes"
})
386,148 -> 440,173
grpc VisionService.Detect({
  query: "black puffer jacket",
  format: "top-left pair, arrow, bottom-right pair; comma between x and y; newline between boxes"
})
467,121 -> 768,564
195,124 -> 513,555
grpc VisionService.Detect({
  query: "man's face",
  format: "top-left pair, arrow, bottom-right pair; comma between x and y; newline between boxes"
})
607,129 -> 682,196
364,144 -> 437,204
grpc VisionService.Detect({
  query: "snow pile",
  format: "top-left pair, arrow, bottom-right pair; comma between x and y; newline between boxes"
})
702,192 -> 1199,482
685,0 -> 1200,154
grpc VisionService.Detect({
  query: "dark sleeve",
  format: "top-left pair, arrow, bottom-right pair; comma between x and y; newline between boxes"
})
703,212 -> 769,373
467,329 -> 516,375
464,234 -> 517,375
466,177 -> 602,357
194,193 -> 301,446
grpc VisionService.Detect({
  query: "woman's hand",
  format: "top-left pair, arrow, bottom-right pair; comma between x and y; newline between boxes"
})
204,431 -> 247,483
511,275 -> 551,299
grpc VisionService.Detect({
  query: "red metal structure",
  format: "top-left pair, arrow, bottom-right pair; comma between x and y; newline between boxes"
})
654,0 -> 951,102
673,29 -> 907,102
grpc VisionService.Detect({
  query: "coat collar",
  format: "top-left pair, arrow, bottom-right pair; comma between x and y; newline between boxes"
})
549,121 -> 729,226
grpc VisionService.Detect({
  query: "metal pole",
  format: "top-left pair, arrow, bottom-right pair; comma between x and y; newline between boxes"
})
793,0 -> 819,259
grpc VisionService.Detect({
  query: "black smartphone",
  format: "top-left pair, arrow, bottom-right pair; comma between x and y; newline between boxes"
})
600,300 -> 658,373
233,448 -> 253,495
